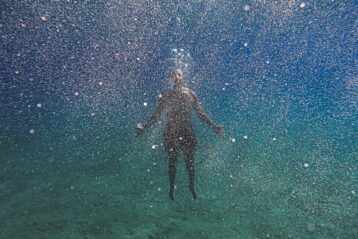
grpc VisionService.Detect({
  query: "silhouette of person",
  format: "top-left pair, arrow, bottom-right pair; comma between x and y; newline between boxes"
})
135,68 -> 224,200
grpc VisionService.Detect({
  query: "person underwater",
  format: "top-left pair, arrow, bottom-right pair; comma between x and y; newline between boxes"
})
135,68 -> 224,200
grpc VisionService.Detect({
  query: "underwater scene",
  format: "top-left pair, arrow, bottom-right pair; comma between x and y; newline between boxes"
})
1,1 -> 357,238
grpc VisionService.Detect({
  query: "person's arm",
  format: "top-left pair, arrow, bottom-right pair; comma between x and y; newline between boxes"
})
191,91 -> 224,136
135,95 -> 165,138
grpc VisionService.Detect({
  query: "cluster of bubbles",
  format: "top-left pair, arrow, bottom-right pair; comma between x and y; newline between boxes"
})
170,48 -> 192,77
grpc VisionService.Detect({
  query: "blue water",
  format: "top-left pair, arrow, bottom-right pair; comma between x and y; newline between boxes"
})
1,1 -> 357,238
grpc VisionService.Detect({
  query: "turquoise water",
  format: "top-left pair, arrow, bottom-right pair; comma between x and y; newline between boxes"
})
1,1 -> 357,238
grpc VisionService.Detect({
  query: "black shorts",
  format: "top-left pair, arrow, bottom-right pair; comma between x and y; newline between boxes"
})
164,129 -> 197,152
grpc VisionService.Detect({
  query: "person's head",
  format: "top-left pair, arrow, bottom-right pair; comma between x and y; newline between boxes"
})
171,68 -> 186,88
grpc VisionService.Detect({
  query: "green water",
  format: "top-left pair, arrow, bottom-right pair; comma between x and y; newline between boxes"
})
1,121 -> 356,239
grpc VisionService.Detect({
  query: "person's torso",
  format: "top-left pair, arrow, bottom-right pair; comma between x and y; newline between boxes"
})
163,88 -> 195,129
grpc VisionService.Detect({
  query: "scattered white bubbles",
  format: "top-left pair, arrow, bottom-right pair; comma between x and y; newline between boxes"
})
304,163 -> 309,168
136,57 -> 140,61
243,135 -> 248,140
230,175 -> 233,178
272,137 -> 277,141
151,145 -> 157,149
98,81 -> 104,86
243,42 -> 249,47
74,91 -> 79,96
146,168 -> 150,173
299,2 -> 306,9
137,123 -> 143,128
179,137 -> 183,141
159,93 -> 163,98
157,187 -> 161,192
70,185 -> 75,190
91,112 -> 96,117
143,102 -> 148,106
230,137 -> 236,143
29,129 -> 35,134
244,5 -> 250,11
36,103 -> 42,108
351,190 -> 355,195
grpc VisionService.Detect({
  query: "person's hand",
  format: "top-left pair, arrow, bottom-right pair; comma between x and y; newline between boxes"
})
134,124 -> 145,138
214,125 -> 224,137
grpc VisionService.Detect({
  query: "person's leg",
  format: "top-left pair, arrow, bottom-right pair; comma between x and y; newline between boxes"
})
183,147 -> 197,200
167,148 -> 178,200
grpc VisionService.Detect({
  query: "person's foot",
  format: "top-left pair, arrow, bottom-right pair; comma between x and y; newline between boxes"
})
189,186 -> 197,200
169,190 -> 174,201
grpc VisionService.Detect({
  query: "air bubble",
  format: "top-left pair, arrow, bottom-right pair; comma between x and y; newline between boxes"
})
41,14 -> 49,21
306,223 -> 315,232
